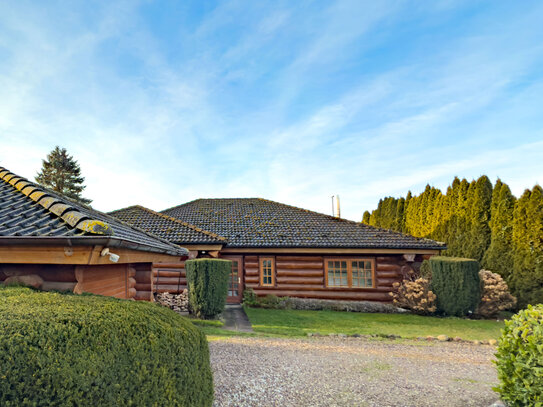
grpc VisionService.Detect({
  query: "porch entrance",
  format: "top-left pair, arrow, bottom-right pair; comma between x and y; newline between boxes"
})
223,256 -> 243,303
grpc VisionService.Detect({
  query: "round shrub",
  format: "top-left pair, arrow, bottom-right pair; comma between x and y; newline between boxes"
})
0,286 -> 213,406
390,278 -> 437,315
476,269 -> 516,318
494,304 -> 543,406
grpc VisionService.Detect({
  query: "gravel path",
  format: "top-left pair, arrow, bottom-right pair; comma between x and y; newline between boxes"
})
209,336 -> 499,407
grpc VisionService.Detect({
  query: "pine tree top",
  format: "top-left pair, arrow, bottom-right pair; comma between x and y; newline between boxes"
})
35,146 -> 92,205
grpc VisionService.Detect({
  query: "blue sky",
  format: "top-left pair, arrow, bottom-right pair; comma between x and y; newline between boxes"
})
1,1 -> 542,220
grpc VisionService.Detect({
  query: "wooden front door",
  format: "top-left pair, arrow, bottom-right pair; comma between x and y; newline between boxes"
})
223,256 -> 243,303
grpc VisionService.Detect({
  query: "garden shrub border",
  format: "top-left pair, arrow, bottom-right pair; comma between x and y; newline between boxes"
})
0,286 -> 214,407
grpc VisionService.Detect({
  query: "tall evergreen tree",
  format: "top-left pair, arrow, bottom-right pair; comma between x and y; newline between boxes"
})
483,180 -> 515,280
362,210 -> 370,224
464,176 -> 493,262
395,197 -> 405,232
35,146 -> 92,205
511,186 -> 543,307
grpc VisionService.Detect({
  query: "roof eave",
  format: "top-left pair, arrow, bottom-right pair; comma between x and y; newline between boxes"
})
0,236 -> 188,257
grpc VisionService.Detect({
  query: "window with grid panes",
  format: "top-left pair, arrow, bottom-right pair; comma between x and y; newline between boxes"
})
326,259 -> 374,288
260,258 -> 274,286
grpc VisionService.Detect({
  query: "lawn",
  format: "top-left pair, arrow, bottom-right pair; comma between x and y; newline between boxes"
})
243,307 -> 505,341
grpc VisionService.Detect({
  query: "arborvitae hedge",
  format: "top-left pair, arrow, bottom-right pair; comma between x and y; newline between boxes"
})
362,176 -> 543,307
0,286 -> 213,407
186,258 -> 231,318
429,256 -> 480,316
511,186 -> 543,308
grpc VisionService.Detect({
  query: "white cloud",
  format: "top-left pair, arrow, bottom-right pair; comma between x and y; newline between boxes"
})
0,0 -> 542,224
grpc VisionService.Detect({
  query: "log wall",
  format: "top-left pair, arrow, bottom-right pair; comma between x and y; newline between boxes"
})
0,264 -> 77,292
134,263 -> 154,301
74,264 -> 133,300
153,262 -> 186,295
242,253 -> 427,302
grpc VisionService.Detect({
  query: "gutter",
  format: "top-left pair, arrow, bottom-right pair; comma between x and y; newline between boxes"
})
0,236 -> 188,257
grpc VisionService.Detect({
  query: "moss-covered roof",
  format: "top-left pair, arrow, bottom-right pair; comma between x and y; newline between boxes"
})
109,205 -> 226,245
0,166 -> 187,256
159,198 -> 446,250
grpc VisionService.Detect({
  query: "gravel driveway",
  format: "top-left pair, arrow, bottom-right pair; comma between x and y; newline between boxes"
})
209,336 -> 499,407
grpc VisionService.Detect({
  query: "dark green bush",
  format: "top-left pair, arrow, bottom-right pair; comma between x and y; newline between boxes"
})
259,294 -> 283,309
242,287 -> 259,306
186,259 -> 230,318
0,286 -> 213,407
429,256 -> 480,316
494,304 -> 543,406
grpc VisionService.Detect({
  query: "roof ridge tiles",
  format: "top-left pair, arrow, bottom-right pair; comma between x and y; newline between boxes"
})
136,205 -> 227,241
0,166 -> 112,236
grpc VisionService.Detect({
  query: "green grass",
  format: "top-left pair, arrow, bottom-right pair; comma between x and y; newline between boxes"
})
244,307 -> 505,341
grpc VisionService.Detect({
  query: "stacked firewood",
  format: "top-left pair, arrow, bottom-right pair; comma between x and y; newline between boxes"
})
155,289 -> 189,313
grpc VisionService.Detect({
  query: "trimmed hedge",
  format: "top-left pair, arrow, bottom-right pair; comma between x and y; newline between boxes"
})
494,305 -> 543,406
186,259 -> 230,319
0,286 -> 213,407
429,256 -> 480,316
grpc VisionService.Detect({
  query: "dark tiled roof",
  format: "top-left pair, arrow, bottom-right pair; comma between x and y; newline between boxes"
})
108,205 -> 226,245
0,166 -> 187,256
161,198 -> 446,250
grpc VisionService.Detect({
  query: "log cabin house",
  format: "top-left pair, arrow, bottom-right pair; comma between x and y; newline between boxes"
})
0,166 -> 187,301
110,199 -> 446,304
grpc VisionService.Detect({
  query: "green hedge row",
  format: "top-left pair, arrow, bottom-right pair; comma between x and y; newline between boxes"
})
186,259 -> 231,319
0,286 -> 213,406
429,256 -> 481,317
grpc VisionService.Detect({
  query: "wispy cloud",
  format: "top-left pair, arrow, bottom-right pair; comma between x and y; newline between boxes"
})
0,1 -> 542,220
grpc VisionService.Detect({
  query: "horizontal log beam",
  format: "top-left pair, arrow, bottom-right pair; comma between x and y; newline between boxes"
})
154,277 -> 186,285
245,269 -> 259,276
376,256 -> 402,262
276,262 -> 323,269
276,276 -> 324,285
152,262 -> 185,269
135,283 -> 152,291
244,263 -> 258,268
135,291 -> 153,301
276,256 -> 323,262
377,277 -> 400,286
276,269 -> 324,277
152,270 -> 185,278
376,264 -> 402,272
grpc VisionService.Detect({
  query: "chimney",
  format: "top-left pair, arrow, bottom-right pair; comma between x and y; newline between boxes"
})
336,195 -> 341,218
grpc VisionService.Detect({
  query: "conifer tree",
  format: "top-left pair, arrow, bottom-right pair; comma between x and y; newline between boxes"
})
35,146 -> 92,205
395,197 -> 405,232
362,211 -> 370,224
511,186 -> 543,307
464,176 -> 492,262
483,180 -> 515,280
